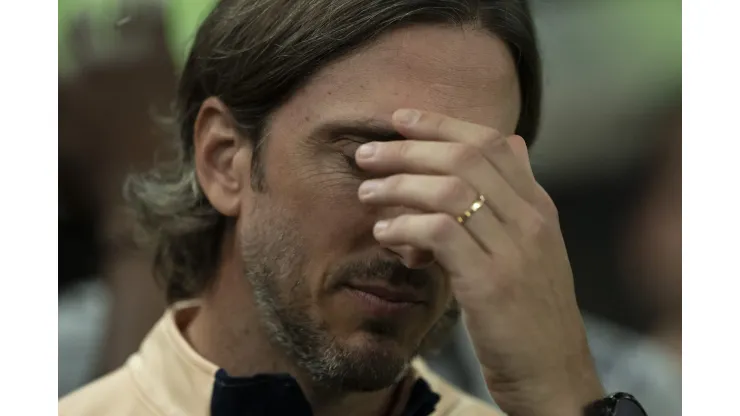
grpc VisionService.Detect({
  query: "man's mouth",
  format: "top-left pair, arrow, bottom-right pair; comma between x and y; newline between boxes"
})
342,283 -> 426,316
346,283 -> 425,303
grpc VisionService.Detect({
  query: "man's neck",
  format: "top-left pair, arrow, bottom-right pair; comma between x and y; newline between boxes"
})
183,262 -> 400,416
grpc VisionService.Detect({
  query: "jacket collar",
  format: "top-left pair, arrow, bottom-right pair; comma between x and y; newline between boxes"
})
128,301 -> 439,416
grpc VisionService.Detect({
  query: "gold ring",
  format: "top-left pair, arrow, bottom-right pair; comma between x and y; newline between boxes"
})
456,194 -> 486,225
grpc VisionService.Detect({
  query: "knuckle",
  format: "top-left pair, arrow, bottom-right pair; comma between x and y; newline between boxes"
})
451,144 -> 481,167
394,140 -> 413,160
436,177 -> 469,206
385,174 -> 406,191
479,128 -> 505,151
536,187 -> 560,219
540,197 -> 559,220
519,212 -> 548,241
426,214 -> 455,243
387,214 -> 409,235
433,114 -> 449,132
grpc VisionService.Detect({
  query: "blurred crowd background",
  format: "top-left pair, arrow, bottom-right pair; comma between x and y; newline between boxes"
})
58,0 -> 681,415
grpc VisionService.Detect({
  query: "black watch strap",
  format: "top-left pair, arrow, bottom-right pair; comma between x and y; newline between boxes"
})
584,392 -> 648,416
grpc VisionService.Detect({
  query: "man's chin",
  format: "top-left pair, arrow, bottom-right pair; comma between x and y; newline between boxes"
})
323,332 -> 415,391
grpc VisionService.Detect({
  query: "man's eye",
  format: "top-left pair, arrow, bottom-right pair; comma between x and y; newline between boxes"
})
335,138 -> 364,172
341,153 -> 361,171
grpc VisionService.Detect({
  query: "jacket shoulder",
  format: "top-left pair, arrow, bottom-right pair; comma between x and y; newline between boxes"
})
412,359 -> 505,416
437,395 -> 506,416
59,367 -> 156,416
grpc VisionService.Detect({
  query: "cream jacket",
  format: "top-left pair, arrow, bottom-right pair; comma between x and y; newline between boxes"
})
59,302 -> 503,416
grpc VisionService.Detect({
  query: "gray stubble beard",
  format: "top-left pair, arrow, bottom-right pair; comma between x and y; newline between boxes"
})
239,212 -> 458,394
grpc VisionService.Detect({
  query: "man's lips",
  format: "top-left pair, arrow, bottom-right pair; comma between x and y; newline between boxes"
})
344,283 -> 425,304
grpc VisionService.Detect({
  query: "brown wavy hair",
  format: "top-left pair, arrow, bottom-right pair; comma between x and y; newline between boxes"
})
125,0 -> 542,302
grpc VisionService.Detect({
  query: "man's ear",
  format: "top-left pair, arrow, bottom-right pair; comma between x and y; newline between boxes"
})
193,97 -> 252,217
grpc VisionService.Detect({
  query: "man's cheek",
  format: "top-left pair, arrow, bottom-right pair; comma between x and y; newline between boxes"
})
298,175 -> 373,222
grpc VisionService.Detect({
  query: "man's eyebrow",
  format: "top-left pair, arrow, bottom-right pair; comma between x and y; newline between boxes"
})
308,119 -> 405,143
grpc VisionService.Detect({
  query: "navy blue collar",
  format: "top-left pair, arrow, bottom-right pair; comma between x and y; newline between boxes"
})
211,369 -> 440,416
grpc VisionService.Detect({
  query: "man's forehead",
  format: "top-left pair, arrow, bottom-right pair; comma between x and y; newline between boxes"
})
271,24 -> 521,139
328,25 -> 517,86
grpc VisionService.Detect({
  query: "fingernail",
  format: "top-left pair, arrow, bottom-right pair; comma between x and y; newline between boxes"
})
356,143 -> 376,159
394,109 -> 420,126
358,180 -> 380,197
374,220 -> 389,234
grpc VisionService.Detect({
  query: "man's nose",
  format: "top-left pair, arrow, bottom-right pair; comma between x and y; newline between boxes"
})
378,206 -> 436,269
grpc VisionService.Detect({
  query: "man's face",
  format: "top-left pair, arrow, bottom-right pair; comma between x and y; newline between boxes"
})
237,25 -> 520,391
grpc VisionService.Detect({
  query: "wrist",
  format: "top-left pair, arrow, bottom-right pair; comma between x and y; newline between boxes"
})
484,368 -> 605,416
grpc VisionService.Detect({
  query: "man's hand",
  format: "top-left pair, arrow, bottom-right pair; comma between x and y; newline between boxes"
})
355,109 -> 604,416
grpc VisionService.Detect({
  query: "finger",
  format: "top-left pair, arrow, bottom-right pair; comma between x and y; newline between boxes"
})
391,109 -> 538,203
356,140 -> 464,175
358,174 -> 513,254
373,213 -> 498,279
507,135 -> 533,177
360,174 -> 479,215
355,140 -> 533,224
385,244 -> 435,269
504,136 -> 560,221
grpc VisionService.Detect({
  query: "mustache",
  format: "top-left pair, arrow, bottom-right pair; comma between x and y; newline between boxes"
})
329,257 -> 433,290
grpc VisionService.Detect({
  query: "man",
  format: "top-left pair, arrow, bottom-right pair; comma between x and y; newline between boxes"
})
60,0 -> 645,415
